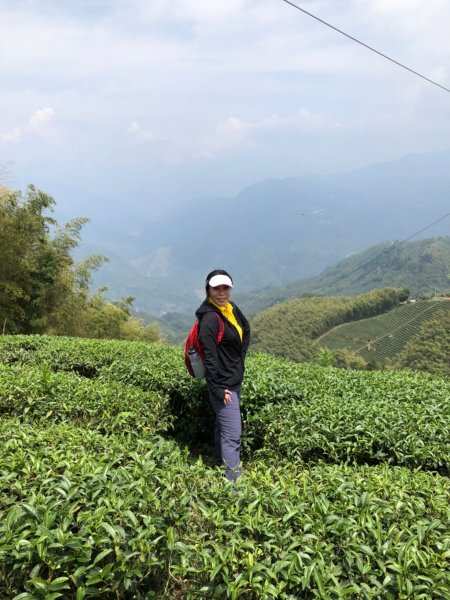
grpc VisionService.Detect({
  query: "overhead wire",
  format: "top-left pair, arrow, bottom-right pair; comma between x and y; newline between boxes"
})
280,0 -> 450,94
317,212 -> 449,354
317,211 -> 450,288
353,302 -> 439,354
280,1 -> 450,282
278,1 -> 450,314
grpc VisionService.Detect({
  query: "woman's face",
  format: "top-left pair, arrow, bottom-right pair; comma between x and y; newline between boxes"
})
209,284 -> 231,306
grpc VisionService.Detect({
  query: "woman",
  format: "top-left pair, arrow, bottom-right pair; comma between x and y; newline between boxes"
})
195,269 -> 251,483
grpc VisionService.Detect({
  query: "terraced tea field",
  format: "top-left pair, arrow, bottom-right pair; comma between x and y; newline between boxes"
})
0,334 -> 449,598
318,299 -> 450,362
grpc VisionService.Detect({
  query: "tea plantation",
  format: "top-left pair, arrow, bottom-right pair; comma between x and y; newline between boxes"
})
0,335 -> 449,599
319,299 -> 450,364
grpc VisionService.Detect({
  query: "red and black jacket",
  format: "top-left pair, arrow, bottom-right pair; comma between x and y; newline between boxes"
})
195,299 -> 251,400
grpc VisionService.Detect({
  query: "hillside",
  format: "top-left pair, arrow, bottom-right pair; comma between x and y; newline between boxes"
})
319,298 -> 450,368
393,305 -> 450,376
78,150 -> 450,315
0,334 -> 449,597
141,236 -> 450,344
236,236 -> 450,316
249,288 -> 407,362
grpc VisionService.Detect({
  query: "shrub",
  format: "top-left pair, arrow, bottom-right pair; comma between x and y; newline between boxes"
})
0,419 -> 449,599
0,364 -> 172,435
251,390 -> 450,473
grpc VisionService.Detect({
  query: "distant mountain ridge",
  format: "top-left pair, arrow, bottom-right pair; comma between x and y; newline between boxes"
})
80,150 -> 450,315
235,236 -> 450,316
155,236 -> 449,344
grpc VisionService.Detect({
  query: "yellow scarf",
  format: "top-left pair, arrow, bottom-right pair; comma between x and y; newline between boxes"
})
208,298 -> 243,341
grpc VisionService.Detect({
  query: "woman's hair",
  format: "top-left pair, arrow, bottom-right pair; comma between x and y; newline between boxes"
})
205,269 -> 233,297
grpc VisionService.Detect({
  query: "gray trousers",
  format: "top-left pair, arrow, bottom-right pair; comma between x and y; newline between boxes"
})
207,387 -> 242,482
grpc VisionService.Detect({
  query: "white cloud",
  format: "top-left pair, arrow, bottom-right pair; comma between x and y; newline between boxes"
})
128,121 -> 141,135
252,109 -> 343,133
29,107 -> 55,130
200,108 -> 344,158
370,0 -> 447,22
179,0 -> 244,21
0,127 -> 23,144
221,108 -> 341,136
129,0 -> 247,26
366,0 -> 450,54
0,107 -> 55,144
127,120 -> 156,142
1,0 -> 449,193
216,116 -> 250,145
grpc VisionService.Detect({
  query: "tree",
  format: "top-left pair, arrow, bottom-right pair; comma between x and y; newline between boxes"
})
0,185 -> 56,332
0,185 -> 161,342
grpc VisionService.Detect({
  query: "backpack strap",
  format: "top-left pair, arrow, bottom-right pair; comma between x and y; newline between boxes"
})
215,313 -> 225,344
196,310 -> 225,346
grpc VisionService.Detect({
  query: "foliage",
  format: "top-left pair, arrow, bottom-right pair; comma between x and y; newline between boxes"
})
332,348 -> 368,370
393,307 -> 450,376
236,235 -> 450,316
0,334 -> 450,597
319,299 -> 450,368
251,385 -> 450,473
0,419 -> 449,599
0,185 -> 160,341
315,347 -> 368,370
1,335 -> 449,464
0,363 -> 172,434
156,311 -> 199,345
0,185 -> 59,333
250,288 -> 407,362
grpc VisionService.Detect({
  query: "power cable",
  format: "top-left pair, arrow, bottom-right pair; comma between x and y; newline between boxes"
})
320,211 -> 450,288
354,301 -> 438,354
280,0 -> 450,94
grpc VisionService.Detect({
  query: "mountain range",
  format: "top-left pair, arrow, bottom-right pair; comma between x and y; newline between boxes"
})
76,149 -> 450,316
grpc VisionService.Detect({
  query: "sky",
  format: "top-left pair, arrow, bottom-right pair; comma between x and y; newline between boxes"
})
1,0 -> 450,225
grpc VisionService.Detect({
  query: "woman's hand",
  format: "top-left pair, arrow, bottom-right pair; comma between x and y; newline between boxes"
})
224,389 -> 232,405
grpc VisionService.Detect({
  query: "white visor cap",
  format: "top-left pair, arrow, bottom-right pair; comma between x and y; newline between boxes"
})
208,274 -> 233,288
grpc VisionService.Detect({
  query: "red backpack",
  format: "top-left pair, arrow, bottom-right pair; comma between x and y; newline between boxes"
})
184,314 -> 225,378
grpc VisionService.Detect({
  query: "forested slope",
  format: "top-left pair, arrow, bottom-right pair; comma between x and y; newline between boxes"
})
236,236 -> 450,316
393,304 -> 450,376
249,288 -> 408,362
319,298 -> 450,370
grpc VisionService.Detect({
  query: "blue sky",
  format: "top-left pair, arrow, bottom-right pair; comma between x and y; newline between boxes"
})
1,0 -> 449,223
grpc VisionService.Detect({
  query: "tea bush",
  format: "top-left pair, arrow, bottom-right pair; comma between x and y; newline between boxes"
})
0,364 -> 172,435
1,337 -> 448,414
0,335 -> 450,598
0,419 -> 449,599
251,392 -> 450,473
0,335 -> 144,377
0,335 -> 449,468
